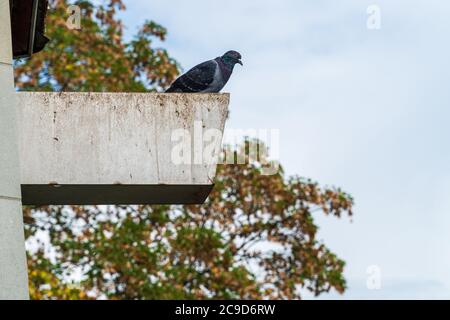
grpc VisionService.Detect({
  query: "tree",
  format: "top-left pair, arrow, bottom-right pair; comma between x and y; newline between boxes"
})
15,0 -> 179,92
18,0 -> 354,300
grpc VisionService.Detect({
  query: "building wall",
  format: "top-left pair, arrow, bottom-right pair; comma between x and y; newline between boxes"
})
0,0 -> 29,300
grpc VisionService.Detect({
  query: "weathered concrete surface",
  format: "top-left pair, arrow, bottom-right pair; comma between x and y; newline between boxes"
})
0,199 -> 29,299
0,65 -> 21,199
0,1 -> 29,300
0,0 -> 13,64
17,92 -> 229,205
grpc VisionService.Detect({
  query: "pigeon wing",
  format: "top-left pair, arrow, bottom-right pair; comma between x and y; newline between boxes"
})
166,60 -> 217,93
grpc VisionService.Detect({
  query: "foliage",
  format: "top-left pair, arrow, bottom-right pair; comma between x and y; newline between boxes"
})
17,0 -> 354,300
15,0 -> 179,92
24,152 -> 353,299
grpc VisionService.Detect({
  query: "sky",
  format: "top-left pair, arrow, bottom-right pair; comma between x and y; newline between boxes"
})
114,0 -> 450,299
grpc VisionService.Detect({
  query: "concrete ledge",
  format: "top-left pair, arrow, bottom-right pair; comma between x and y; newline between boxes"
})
21,184 -> 214,205
17,92 -> 229,205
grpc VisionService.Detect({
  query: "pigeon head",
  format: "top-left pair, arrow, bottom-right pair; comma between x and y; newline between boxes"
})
221,50 -> 243,67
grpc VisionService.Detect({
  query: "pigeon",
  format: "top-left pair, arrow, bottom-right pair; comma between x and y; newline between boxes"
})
166,50 -> 243,93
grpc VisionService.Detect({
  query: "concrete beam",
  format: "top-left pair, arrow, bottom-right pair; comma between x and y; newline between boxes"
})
0,0 -> 29,300
17,92 -> 229,205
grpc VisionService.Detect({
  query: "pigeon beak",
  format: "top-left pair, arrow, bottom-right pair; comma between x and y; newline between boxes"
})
237,59 -> 243,66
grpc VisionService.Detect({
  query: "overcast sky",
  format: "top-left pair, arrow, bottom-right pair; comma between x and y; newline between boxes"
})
115,0 -> 450,299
